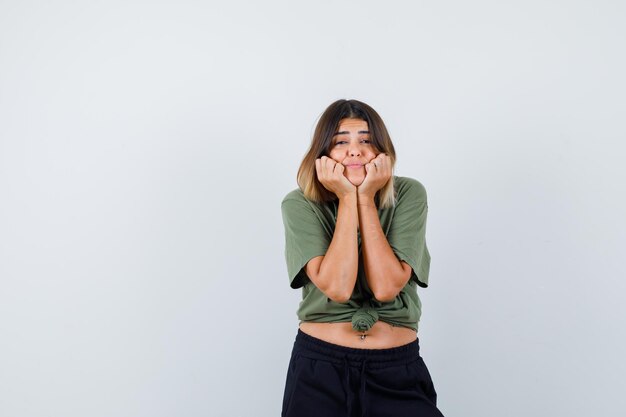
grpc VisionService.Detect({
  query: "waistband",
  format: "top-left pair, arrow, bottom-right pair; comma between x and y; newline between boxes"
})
293,328 -> 421,368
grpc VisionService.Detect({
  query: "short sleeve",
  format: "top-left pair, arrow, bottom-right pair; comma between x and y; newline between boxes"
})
281,193 -> 331,289
387,178 -> 431,288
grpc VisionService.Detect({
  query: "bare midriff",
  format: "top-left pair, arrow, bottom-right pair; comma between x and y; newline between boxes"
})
299,321 -> 417,349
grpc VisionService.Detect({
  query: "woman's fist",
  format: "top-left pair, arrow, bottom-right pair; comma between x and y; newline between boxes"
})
315,156 -> 356,199
358,153 -> 392,199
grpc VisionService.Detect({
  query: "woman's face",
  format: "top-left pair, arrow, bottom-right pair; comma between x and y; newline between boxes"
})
328,118 -> 379,187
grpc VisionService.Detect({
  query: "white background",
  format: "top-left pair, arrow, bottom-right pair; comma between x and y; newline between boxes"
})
1,1 -> 625,416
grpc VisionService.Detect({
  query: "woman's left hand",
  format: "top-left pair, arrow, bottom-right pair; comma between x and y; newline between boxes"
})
358,153 -> 392,200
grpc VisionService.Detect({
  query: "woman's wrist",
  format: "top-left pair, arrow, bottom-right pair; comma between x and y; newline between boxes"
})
357,192 -> 376,207
337,189 -> 358,201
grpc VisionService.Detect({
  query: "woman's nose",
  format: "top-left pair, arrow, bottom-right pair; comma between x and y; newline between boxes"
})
349,143 -> 362,156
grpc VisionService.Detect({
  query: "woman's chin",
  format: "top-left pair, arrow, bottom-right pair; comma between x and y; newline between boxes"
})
346,175 -> 365,187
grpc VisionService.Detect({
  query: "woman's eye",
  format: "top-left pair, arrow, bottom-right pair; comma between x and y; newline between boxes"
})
334,139 -> 371,145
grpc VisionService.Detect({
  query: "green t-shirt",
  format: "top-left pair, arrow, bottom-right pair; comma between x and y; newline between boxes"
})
280,175 -> 431,332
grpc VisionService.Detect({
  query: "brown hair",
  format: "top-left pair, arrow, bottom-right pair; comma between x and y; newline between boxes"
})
296,99 -> 397,209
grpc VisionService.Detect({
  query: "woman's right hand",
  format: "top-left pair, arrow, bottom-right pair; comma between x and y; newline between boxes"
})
315,156 -> 356,199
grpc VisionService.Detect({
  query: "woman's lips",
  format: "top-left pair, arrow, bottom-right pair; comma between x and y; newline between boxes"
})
346,164 -> 363,169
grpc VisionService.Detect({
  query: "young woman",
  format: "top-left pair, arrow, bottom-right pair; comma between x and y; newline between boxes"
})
280,99 -> 444,417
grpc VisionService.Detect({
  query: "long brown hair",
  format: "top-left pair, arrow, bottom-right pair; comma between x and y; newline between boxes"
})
297,99 -> 397,209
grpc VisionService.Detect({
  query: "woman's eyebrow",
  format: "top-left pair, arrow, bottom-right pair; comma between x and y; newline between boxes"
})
333,130 -> 370,136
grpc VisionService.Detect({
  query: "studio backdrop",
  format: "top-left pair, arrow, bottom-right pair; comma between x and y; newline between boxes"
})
1,1 -> 625,416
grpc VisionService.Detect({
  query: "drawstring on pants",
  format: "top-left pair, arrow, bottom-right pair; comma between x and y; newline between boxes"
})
343,355 -> 353,416
343,354 -> 371,417
360,357 -> 370,417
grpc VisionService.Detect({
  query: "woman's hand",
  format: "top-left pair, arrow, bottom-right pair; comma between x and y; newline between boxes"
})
358,153 -> 392,201
315,156 -> 356,199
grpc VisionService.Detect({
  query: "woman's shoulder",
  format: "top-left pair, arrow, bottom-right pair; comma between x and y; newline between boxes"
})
282,187 -> 305,204
281,188 -> 325,210
281,187 -> 335,207
393,175 -> 427,201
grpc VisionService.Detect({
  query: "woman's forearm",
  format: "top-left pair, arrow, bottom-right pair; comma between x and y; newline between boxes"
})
316,192 -> 359,302
358,195 -> 410,302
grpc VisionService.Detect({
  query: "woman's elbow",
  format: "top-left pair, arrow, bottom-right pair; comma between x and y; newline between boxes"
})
373,290 -> 397,303
373,283 -> 403,303
325,287 -> 353,303
316,271 -> 356,303
373,267 -> 410,302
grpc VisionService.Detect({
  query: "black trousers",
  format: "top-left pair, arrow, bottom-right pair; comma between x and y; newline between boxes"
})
281,329 -> 445,417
